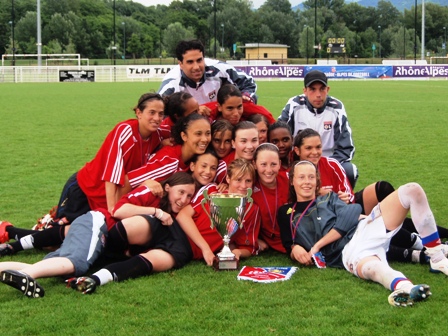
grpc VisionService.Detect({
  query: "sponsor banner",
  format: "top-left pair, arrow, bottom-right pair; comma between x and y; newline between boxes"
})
305,65 -> 393,79
393,65 -> 448,77
235,65 -> 305,79
126,66 -> 175,78
59,70 -> 95,82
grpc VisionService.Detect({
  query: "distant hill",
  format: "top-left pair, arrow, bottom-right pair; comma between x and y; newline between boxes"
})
292,0 -> 448,12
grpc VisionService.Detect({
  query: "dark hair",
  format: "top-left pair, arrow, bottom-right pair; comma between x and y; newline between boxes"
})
292,128 -> 321,161
133,93 -> 164,113
172,113 -> 210,145
159,172 -> 195,213
175,39 -> 205,61
253,143 -> 280,162
190,145 -> 220,165
227,158 -> 255,182
246,114 -> 270,128
268,121 -> 292,142
288,160 -> 321,203
232,121 -> 257,140
212,119 -> 234,137
164,92 -> 196,124
217,84 -> 242,105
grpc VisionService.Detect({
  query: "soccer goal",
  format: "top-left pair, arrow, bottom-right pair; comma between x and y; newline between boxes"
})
1,53 -> 86,67
429,56 -> 448,64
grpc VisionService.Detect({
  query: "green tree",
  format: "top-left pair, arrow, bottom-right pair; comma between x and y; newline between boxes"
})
163,22 -> 195,56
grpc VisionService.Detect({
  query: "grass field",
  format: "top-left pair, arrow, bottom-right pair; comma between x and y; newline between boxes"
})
1,80 -> 448,335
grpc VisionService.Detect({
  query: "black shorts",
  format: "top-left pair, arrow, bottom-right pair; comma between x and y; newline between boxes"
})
56,172 -> 91,222
130,215 -> 193,269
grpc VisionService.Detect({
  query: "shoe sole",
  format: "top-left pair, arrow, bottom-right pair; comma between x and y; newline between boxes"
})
0,270 -> 45,298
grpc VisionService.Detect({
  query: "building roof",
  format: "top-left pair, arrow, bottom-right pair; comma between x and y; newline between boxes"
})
238,43 -> 290,49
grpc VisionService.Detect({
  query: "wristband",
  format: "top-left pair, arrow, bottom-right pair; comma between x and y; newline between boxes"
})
156,208 -> 164,220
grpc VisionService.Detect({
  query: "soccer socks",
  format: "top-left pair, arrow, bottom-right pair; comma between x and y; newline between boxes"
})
386,246 -> 427,264
360,259 -> 412,291
397,184 -> 440,247
8,226 -> 66,252
5,226 -> 36,241
98,255 -> 154,284
375,181 -> 395,202
106,221 -> 129,254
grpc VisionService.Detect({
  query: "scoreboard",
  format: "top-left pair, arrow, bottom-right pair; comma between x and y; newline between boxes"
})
327,38 -> 346,54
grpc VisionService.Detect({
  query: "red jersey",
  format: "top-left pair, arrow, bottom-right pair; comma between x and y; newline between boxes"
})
128,145 -> 189,188
318,156 -> 354,203
252,171 -> 289,253
98,185 -> 160,231
77,119 -> 162,210
158,118 -> 173,139
214,151 -> 235,184
204,101 -> 276,124
229,198 -> 260,255
187,183 -> 223,260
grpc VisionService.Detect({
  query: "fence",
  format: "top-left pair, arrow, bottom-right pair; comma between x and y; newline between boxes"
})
0,66 -> 166,83
1,64 -> 448,83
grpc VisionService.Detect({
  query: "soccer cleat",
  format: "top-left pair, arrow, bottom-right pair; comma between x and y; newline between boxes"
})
388,290 -> 414,307
0,221 -> 13,243
387,284 -> 431,307
409,284 -> 431,302
66,276 -> 97,294
0,270 -> 45,298
32,214 -> 55,231
429,256 -> 448,275
428,244 -> 448,258
0,244 -> 15,257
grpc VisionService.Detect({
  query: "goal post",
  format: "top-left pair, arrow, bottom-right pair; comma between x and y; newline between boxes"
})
1,54 -> 83,67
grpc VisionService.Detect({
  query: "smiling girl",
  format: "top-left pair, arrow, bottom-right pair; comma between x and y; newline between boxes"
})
252,143 -> 289,253
127,113 -> 211,189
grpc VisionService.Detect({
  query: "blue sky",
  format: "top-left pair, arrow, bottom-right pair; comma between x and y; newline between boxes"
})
131,0 -> 303,9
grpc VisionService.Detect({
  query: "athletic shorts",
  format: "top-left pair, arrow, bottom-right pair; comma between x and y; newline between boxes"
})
342,204 -> 401,277
44,211 -> 108,275
129,215 -> 192,269
56,172 -> 91,222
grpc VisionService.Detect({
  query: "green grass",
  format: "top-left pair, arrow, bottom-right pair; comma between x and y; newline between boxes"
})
1,80 -> 448,335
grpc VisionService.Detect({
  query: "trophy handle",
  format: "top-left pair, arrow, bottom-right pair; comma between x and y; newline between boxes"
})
201,189 -> 216,229
238,188 -> 253,229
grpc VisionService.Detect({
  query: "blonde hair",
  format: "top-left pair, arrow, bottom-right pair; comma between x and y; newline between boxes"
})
227,158 -> 255,181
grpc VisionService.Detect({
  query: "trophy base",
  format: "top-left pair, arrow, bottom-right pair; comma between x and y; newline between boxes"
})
213,256 -> 239,271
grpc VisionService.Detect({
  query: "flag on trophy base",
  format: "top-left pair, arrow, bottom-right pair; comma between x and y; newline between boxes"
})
237,266 -> 298,283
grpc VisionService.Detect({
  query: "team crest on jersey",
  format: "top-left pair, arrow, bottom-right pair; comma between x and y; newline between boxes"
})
208,90 -> 216,101
323,121 -> 332,131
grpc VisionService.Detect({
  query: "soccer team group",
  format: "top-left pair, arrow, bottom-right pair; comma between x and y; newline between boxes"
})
1,39 -> 448,307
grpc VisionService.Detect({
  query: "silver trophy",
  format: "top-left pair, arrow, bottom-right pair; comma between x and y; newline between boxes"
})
201,189 -> 253,270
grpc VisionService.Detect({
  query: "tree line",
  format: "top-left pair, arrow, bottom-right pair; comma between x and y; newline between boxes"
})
1,0 -> 447,61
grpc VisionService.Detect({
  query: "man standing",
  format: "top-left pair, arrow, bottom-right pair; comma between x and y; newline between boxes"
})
278,70 -> 358,188
158,39 -> 257,105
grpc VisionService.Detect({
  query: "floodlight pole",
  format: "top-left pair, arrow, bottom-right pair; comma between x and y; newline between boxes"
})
378,25 -> 381,59
314,0 -> 317,62
37,0 -> 42,67
122,22 -> 126,62
11,0 -> 15,66
414,0 -> 417,64
113,0 -> 116,66
213,0 -> 217,58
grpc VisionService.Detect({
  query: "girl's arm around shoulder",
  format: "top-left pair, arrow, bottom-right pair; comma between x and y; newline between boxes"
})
176,204 -> 216,266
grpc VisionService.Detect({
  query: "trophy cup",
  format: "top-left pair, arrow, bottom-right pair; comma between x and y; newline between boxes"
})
201,189 -> 253,271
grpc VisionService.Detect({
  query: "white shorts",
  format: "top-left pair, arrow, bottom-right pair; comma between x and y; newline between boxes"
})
342,204 -> 401,277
